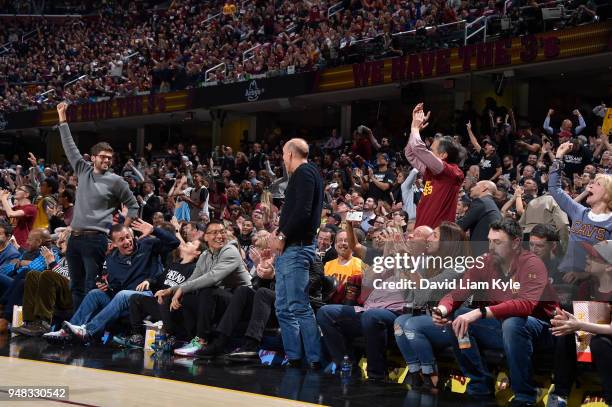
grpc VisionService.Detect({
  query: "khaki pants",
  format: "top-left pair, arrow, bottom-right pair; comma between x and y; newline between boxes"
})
23,270 -> 72,322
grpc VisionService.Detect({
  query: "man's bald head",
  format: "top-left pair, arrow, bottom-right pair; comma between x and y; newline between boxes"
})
412,225 -> 434,241
282,138 -> 310,173
284,138 -> 309,158
470,180 -> 497,199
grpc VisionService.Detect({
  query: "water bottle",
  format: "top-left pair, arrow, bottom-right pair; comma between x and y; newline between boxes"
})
339,355 -> 352,378
154,332 -> 167,353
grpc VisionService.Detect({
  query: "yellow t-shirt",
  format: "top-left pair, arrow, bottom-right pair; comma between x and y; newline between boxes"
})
324,256 -> 363,285
32,197 -> 49,230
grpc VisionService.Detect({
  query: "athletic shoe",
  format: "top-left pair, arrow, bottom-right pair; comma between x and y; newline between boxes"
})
546,394 -> 567,407
43,328 -> 73,342
194,338 -> 226,359
11,320 -> 50,337
128,334 -> 145,348
62,321 -> 88,341
226,339 -> 260,362
173,337 -> 204,356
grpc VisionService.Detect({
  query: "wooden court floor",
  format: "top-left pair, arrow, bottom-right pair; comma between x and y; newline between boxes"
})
0,356 -> 321,406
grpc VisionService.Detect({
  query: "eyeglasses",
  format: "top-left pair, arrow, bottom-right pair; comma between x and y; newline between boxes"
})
206,230 -> 225,236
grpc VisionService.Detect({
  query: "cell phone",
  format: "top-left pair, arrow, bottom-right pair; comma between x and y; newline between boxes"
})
329,182 -> 339,189
346,211 -> 363,222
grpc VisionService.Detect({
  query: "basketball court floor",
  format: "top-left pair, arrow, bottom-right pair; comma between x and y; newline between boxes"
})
0,335 -> 491,406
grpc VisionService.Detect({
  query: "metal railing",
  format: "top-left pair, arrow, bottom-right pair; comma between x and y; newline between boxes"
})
205,62 -> 226,82
243,44 -> 262,62
464,15 -> 488,45
21,29 -> 37,43
328,1 -> 344,18
202,12 -> 221,25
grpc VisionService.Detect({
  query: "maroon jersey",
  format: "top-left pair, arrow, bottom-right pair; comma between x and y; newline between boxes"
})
415,162 -> 464,229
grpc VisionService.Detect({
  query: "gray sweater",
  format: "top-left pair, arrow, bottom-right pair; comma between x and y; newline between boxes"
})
59,123 -> 139,232
175,240 -> 252,294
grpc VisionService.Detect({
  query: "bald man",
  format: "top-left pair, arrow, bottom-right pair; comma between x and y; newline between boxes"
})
270,138 -> 324,369
457,180 -> 501,253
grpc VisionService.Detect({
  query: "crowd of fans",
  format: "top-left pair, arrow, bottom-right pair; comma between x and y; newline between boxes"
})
1,0 -> 604,113
0,97 -> 610,406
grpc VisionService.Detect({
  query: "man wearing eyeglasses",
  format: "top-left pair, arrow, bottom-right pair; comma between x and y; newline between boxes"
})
56,102 -> 139,310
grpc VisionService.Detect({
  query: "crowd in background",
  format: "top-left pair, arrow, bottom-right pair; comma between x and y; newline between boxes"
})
0,0 -> 604,113
0,94 -> 610,405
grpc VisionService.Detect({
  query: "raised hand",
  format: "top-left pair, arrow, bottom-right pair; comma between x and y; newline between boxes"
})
27,152 -> 37,167
556,141 -> 573,159
57,102 -> 68,122
547,108 -> 554,117
466,120 -> 472,131
411,103 -> 431,131
131,218 -> 154,238
40,246 -> 56,266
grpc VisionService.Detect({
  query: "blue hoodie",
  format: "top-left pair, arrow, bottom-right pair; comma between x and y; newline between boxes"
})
106,227 -> 180,295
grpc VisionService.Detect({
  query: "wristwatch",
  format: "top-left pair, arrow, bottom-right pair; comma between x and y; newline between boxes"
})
277,233 -> 286,242
479,305 -> 488,320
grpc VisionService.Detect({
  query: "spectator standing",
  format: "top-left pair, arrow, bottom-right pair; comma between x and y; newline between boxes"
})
404,103 -> 464,228
56,102 -> 139,309
270,138 -> 324,369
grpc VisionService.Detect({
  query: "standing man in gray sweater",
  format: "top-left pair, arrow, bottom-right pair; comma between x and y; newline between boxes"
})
56,102 -> 139,309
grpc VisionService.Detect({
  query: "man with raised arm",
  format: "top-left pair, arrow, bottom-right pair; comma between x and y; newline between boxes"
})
56,102 -> 139,309
404,103 -> 464,228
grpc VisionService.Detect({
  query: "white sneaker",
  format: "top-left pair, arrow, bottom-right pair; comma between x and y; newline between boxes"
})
43,329 -> 72,342
173,337 -> 204,357
62,321 -> 88,341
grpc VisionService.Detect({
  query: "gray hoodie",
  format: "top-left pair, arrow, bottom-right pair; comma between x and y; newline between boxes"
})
174,240 -> 251,294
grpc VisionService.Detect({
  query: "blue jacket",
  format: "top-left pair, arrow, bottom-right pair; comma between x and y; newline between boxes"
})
0,243 -> 20,276
106,227 -> 180,294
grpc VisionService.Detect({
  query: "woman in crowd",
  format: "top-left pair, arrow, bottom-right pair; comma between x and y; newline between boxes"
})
549,141 -> 612,283
394,222 -> 470,389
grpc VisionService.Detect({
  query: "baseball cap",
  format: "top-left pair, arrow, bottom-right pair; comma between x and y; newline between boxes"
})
377,152 -> 390,162
582,240 -> 612,264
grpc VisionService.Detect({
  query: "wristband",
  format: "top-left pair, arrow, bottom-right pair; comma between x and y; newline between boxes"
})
479,305 -> 488,320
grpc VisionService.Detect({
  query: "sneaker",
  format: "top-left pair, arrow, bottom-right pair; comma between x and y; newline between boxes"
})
12,320 -> 51,337
62,321 -> 88,341
546,394 -> 567,407
173,337 -> 204,357
128,334 -> 145,348
43,328 -> 72,342
227,339 -> 260,361
194,338 -> 227,359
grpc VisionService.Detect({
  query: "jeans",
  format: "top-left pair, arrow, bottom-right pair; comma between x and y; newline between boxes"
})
451,307 -> 553,403
70,289 -> 152,337
0,273 -> 13,297
317,304 -> 397,378
66,233 -> 107,310
275,243 -> 321,363
394,314 -> 456,374
1,271 -> 27,319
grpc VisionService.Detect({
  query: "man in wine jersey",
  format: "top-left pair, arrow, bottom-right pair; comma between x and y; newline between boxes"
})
404,103 -> 464,228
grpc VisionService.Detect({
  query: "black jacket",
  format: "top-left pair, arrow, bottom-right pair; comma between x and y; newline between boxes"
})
457,195 -> 501,252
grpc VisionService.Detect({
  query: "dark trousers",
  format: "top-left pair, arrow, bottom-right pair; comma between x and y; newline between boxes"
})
128,294 -> 182,336
181,287 -> 233,341
554,333 -> 612,403
1,271 -> 27,320
23,270 -> 72,322
316,304 -> 397,379
66,233 -> 107,310
216,285 -> 276,341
